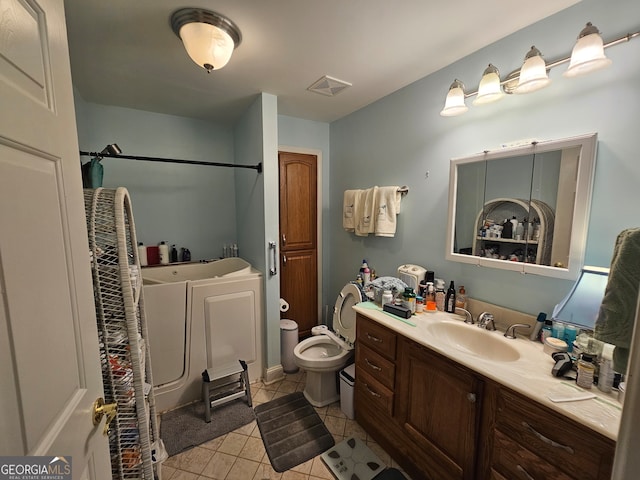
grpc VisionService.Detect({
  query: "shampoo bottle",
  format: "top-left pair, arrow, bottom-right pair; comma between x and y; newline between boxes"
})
445,281 -> 456,313
137,242 -> 148,266
435,279 -> 446,311
158,241 -> 169,265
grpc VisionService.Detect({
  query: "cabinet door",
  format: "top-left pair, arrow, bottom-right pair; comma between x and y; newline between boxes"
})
280,248 -> 317,337
397,338 -> 482,480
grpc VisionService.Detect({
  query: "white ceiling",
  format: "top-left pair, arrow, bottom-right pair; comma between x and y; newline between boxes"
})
64,0 -> 581,126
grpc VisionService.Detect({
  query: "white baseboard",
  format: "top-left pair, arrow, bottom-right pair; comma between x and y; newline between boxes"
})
263,365 -> 285,385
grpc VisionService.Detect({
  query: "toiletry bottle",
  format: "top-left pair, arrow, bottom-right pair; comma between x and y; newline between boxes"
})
455,285 -> 467,309
529,312 -> 547,341
576,353 -> 596,389
435,280 -> 446,311
363,262 -> 371,284
381,290 -> 393,307
170,244 -> 178,263
137,242 -> 148,266
597,344 -> 615,393
502,219 -> 513,239
416,296 -> 424,313
515,222 -> 524,241
402,287 -> 416,313
158,241 -> 169,265
359,260 -> 368,280
541,319 -> 553,342
445,281 -> 456,313
182,248 -> 191,262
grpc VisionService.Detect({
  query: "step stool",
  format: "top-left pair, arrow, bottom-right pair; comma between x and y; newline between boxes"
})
202,359 -> 252,423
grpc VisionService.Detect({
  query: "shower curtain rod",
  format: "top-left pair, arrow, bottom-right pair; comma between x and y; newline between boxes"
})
79,150 -> 263,173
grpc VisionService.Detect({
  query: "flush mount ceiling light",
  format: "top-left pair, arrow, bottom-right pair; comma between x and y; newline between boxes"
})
170,8 -> 242,73
440,20 -> 639,117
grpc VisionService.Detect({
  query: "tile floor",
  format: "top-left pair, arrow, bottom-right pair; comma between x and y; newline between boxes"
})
160,369 -> 412,480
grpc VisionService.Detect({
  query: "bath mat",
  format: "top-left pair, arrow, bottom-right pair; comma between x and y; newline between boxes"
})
254,391 -> 335,472
321,436 -> 385,480
160,398 -> 254,456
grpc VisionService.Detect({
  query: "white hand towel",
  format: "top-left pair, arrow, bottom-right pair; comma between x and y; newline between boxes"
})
343,189 -> 358,232
355,187 -> 378,236
375,186 -> 402,237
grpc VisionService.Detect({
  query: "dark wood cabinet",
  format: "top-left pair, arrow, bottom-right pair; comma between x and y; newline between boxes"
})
396,338 -> 482,480
482,387 -> 615,480
354,313 -> 616,480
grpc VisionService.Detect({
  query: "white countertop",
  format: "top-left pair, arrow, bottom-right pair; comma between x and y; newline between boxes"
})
354,302 -> 621,441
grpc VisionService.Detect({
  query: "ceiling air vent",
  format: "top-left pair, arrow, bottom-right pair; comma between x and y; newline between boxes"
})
307,75 -> 352,96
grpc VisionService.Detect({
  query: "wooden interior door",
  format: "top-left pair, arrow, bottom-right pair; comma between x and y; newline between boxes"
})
279,152 -> 318,338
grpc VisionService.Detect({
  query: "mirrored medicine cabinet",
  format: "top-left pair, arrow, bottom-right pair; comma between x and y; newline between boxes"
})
446,133 -> 597,280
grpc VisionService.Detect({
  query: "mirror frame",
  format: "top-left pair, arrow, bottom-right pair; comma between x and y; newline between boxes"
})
446,133 -> 597,280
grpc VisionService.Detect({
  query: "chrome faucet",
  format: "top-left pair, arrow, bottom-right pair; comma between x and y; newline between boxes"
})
477,312 -> 496,331
455,307 -> 474,324
504,323 -> 531,339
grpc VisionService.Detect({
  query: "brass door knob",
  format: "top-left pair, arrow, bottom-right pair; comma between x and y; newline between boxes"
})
93,397 -> 117,435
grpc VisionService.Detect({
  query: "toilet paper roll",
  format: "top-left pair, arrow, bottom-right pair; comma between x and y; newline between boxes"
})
279,298 -> 290,312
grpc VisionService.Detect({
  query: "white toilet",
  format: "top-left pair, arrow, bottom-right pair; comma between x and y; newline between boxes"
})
293,283 -> 361,407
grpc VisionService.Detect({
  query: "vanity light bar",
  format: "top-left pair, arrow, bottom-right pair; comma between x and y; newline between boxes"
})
440,23 -> 640,117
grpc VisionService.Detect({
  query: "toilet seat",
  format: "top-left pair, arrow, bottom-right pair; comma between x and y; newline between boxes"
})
333,283 -> 361,347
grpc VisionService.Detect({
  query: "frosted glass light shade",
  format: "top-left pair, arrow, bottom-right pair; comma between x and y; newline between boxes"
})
171,8 -> 241,73
180,22 -> 235,71
440,80 -> 468,116
564,24 -> 612,78
473,64 -> 504,105
515,47 -> 551,94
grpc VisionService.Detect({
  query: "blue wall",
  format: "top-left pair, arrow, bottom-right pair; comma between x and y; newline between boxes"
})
328,0 -> 640,318
74,94 -> 236,261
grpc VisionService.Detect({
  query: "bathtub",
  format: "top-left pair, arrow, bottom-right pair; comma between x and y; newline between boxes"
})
142,258 -> 263,412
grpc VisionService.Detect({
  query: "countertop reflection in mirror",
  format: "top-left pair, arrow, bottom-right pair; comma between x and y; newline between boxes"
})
446,133 -> 597,280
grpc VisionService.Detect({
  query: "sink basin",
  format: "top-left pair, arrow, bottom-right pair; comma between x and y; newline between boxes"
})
425,321 -> 521,362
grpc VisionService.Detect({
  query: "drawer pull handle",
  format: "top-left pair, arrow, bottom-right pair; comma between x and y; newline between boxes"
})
365,358 -> 382,371
364,384 -> 381,398
522,421 -> 574,454
366,333 -> 382,343
467,393 -> 476,403
516,465 -> 535,480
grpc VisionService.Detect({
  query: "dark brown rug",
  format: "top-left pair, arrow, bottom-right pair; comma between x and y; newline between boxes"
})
160,399 -> 255,456
254,392 -> 335,472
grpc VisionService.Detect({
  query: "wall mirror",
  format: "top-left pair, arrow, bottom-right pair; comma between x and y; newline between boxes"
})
446,133 -> 597,280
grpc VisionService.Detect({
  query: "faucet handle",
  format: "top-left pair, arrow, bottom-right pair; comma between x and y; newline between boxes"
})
504,323 -> 531,339
477,312 -> 496,330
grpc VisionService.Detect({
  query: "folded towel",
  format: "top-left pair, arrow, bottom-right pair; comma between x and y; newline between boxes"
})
355,187 -> 377,236
594,228 -> 640,374
375,186 -> 402,237
343,189 -> 358,232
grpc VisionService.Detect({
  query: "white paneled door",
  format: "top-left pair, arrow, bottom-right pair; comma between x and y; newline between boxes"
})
0,0 -> 111,478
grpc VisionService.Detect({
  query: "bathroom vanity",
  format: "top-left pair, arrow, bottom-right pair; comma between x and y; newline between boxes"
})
353,306 -> 619,480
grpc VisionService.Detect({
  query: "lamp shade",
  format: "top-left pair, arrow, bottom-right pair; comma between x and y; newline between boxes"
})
440,79 -> 468,116
514,46 -> 551,94
171,8 -> 242,73
552,266 -> 609,329
564,23 -> 612,78
473,64 -> 504,105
